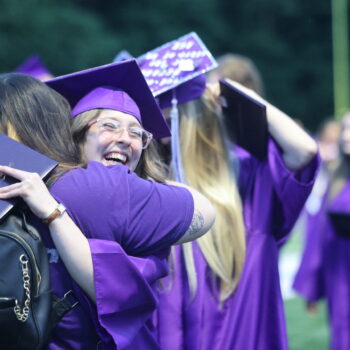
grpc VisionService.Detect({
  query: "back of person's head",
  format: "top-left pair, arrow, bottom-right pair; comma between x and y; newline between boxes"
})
208,53 -> 264,96
0,73 -> 80,165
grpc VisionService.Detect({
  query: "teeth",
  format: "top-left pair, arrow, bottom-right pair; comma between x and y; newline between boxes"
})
104,152 -> 127,164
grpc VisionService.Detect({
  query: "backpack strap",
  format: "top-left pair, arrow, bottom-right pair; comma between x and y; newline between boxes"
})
51,290 -> 79,326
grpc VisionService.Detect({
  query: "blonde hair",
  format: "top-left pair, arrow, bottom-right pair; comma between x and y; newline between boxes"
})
178,88 -> 246,301
70,109 -> 168,183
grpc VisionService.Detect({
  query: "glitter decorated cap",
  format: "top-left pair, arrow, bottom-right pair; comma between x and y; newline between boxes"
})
14,54 -> 53,81
46,59 -> 170,139
137,32 -> 217,107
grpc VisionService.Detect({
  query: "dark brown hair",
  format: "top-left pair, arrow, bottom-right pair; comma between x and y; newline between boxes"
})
0,73 -> 81,182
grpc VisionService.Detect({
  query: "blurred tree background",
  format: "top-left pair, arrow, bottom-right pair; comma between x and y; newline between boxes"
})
0,0 -> 341,131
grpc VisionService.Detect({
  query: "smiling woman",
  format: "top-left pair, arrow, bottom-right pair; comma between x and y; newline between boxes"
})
83,111 -> 147,170
48,60 -> 171,183
77,109 -> 153,171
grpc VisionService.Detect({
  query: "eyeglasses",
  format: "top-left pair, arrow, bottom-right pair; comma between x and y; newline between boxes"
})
88,118 -> 153,149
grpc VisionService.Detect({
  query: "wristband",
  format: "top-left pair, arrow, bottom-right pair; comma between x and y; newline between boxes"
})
42,203 -> 66,225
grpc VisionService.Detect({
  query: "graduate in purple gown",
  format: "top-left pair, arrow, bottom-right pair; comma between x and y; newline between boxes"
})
293,118 -> 340,314
151,72 -> 319,350
293,113 -> 350,350
0,63 -> 215,349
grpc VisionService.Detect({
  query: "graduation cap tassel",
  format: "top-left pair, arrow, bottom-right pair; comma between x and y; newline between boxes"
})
170,94 -> 186,183
169,95 -> 198,299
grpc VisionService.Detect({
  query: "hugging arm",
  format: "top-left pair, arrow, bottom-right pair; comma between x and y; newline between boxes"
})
0,166 -> 96,301
0,165 -> 215,301
166,180 -> 216,244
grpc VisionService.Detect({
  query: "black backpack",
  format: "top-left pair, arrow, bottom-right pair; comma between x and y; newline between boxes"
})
0,207 -> 77,350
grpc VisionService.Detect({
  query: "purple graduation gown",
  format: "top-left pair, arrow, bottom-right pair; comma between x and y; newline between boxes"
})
292,166 -> 329,302
155,139 -> 319,350
35,161 -> 194,349
293,178 -> 350,350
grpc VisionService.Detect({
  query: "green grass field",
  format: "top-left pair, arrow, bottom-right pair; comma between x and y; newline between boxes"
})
281,221 -> 330,350
285,298 -> 329,350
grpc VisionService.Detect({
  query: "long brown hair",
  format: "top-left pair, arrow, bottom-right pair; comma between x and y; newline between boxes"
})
0,73 -> 81,183
70,109 -> 167,183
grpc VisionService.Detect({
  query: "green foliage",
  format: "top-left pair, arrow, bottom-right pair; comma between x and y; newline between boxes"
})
0,0 -> 119,75
0,0 -> 339,130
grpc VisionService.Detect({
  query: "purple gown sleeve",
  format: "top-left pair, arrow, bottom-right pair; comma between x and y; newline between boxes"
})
72,239 -> 168,349
238,138 -> 319,243
155,247 -> 186,350
267,138 -> 320,242
49,163 -> 194,348
123,175 -> 194,255
50,162 -> 194,255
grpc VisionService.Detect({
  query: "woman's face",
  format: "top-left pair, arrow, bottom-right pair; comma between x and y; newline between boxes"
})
318,121 -> 340,163
340,114 -> 350,156
83,109 -> 143,171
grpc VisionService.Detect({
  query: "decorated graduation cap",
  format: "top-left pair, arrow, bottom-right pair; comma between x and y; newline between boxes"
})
46,59 -> 170,139
219,79 -> 268,159
14,54 -> 53,81
137,32 -> 217,103
137,32 -> 217,182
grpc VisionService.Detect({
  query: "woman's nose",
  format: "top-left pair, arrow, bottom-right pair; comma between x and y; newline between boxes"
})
113,127 -> 132,145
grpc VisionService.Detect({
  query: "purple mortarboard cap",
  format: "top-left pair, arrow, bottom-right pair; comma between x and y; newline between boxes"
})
14,54 -> 53,81
137,32 -> 217,107
137,33 -> 217,183
156,74 -> 206,109
46,59 -> 170,139
219,79 -> 268,159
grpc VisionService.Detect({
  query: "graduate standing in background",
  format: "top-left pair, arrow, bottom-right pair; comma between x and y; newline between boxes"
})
293,113 -> 350,350
293,118 -> 340,315
135,33 -> 319,349
156,78 -> 318,350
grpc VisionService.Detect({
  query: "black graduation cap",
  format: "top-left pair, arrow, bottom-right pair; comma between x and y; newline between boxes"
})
0,133 -> 57,220
219,78 -> 268,159
328,211 -> 350,238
